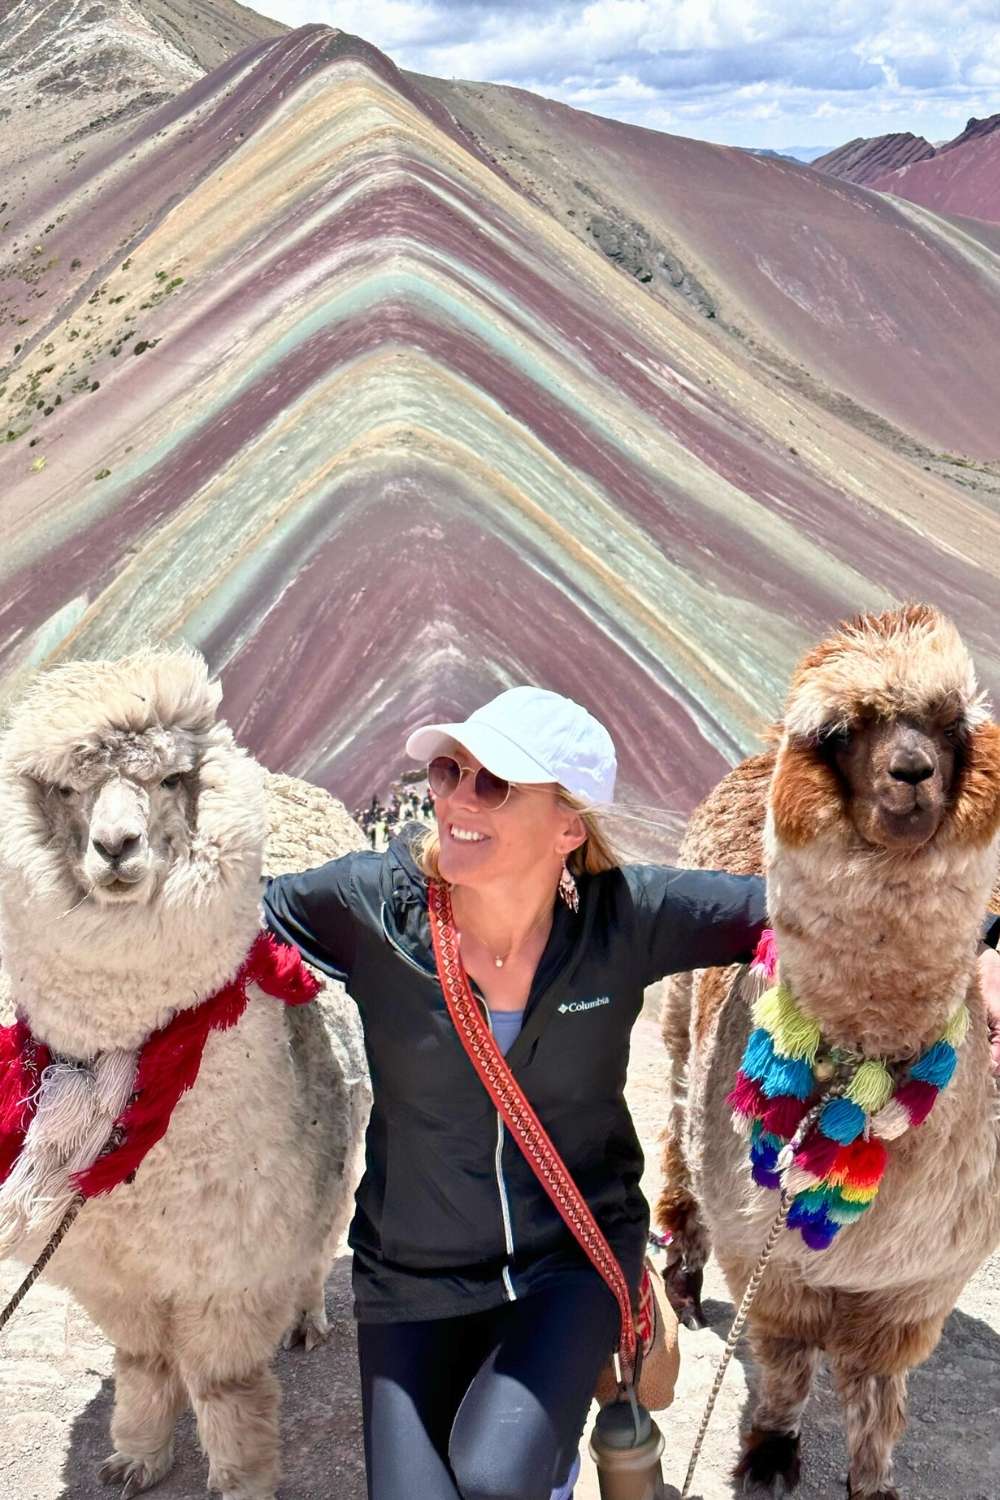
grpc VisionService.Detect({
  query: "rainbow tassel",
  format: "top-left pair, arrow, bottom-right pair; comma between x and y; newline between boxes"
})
729,944 -> 968,1252
750,928 -> 778,982
762,1094 -> 810,1139
793,1130 -> 841,1180
910,1041 -> 958,1089
838,1180 -> 880,1204
826,1197 -> 870,1225
846,1059 -> 894,1115
821,1185 -> 869,1222
755,984 -> 822,1064
787,1197 -> 839,1249
727,1071 -> 766,1120
761,1053 -> 815,1100
826,1137 -> 888,1191
801,1217 -> 839,1251
894,1079 -> 939,1126
742,1028 -> 776,1082
817,1096 -> 866,1144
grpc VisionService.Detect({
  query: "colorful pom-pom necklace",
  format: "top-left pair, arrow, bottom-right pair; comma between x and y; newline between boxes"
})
727,930 -> 969,1252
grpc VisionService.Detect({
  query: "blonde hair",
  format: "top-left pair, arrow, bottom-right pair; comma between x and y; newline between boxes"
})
410,786 -> 620,883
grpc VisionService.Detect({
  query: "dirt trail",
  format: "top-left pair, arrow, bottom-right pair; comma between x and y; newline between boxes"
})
2,1014 -> 998,1499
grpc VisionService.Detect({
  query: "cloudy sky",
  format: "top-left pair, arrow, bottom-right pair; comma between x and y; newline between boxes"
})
261,1 -> 1000,149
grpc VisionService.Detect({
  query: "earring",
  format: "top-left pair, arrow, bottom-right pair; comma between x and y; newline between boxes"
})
558,862 -> 579,913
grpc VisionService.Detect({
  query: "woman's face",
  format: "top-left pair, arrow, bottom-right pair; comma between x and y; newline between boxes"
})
432,742 -> 586,888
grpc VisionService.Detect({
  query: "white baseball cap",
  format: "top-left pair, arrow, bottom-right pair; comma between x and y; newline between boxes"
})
404,686 -> 617,806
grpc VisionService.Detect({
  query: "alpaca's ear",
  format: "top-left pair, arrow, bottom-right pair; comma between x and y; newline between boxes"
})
769,740 -> 843,846
948,722 -> 1000,847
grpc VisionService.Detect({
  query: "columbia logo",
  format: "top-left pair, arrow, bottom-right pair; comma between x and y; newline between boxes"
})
558,996 -> 611,1014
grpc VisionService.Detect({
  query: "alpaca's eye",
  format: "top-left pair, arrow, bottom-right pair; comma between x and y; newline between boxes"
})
160,773 -> 182,790
943,719 -> 965,740
57,785 -> 74,799
818,724 -> 850,748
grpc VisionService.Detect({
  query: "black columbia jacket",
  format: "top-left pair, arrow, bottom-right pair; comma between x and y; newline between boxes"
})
262,826 -> 768,1323
263,827 -> 1000,1324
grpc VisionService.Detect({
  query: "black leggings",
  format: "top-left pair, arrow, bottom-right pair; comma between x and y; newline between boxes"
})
357,1269 -> 620,1500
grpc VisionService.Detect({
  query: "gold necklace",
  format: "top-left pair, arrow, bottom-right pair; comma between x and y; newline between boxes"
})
454,901 -> 553,969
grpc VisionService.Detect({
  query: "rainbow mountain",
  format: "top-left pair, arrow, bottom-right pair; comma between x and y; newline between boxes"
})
2,21 -> 999,848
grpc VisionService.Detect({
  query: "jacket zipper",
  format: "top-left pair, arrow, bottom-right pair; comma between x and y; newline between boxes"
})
380,900 -> 517,1301
482,1005 -> 518,1302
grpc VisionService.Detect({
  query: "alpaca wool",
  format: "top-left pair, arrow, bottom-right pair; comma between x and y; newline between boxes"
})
727,930 -> 967,1250
0,931 -> 318,1253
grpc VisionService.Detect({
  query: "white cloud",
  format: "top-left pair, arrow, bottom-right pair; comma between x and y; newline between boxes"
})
261,1 -> 1000,147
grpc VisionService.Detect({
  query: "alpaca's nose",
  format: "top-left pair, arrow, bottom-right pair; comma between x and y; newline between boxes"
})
91,833 -> 141,864
888,748 -> 935,785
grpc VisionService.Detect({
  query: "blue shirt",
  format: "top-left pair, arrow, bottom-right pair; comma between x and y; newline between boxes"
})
489,1008 -> 525,1057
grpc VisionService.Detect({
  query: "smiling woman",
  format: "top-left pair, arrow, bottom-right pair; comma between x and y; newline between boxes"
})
262,683 -> 779,1500
258,661 -> 1000,1500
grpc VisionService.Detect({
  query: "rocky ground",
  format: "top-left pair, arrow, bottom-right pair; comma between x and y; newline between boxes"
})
2,1000 -> 999,1499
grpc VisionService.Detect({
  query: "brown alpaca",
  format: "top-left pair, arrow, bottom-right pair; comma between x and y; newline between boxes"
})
658,605 -> 1000,1499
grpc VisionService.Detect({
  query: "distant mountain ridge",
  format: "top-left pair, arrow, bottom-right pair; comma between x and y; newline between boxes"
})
813,132 -> 936,186
866,112 -> 1000,223
815,113 -> 1000,221
0,0 -> 287,217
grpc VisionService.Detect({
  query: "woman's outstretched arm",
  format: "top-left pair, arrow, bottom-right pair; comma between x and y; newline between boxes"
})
261,854 -> 362,983
629,866 -> 1000,992
626,866 -> 768,988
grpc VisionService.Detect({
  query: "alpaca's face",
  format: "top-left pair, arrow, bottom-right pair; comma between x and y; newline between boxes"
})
38,729 -> 198,908
819,710 -> 961,850
772,605 -> 1000,855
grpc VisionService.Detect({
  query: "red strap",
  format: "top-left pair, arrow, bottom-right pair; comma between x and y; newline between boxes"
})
427,879 -> 637,1380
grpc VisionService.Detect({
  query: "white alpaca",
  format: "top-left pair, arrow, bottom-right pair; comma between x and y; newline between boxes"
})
0,647 -> 368,1500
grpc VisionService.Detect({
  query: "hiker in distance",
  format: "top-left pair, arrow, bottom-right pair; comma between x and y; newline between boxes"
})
262,687 -> 1000,1500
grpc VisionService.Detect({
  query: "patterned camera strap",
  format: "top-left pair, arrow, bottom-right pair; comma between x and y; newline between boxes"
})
426,878 -> 638,1382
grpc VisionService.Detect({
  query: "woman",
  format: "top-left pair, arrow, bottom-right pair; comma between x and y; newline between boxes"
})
262,686 -> 1000,1500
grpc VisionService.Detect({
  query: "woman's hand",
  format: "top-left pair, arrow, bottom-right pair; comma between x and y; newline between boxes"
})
980,944 -> 1000,1077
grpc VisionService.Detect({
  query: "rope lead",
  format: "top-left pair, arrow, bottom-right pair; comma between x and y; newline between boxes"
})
0,1194 -> 83,1334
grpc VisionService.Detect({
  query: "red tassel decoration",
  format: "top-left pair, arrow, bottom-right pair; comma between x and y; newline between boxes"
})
726,1070 -> 766,1118
762,1094 -> 810,1140
827,1136 -> 888,1190
75,932 -> 318,1198
793,1128 -> 841,1180
894,1079 -> 940,1127
0,1020 -> 50,1185
253,931 -> 321,1005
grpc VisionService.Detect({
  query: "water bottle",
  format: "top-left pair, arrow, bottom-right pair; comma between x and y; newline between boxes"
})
589,1395 -> 667,1500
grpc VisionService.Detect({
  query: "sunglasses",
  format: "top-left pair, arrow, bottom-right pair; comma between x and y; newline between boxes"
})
426,755 -> 513,810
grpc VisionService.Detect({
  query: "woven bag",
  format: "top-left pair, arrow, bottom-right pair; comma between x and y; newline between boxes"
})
593,1255 -> 679,1410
